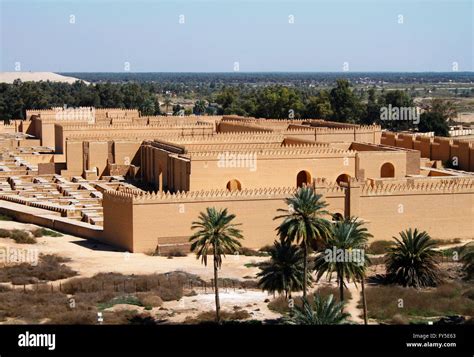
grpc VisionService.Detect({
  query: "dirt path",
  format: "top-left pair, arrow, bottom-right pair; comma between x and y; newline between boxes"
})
345,282 -> 364,324
0,220 -> 268,281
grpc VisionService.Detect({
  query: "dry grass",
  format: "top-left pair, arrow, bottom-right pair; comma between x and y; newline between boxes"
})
0,289 -> 96,324
432,238 -> 463,246
31,228 -> 63,238
238,247 -> 269,257
367,240 -> 394,255
268,286 -> 352,314
61,271 -> 203,302
0,229 -> 37,244
365,282 -> 474,323
184,309 -> 251,324
166,249 -> 187,258
0,254 -> 77,285
0,288 -> 163,325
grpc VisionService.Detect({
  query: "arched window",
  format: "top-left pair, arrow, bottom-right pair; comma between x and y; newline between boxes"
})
336,174 -> 351,186
226,179 -> 242,192
296,170 -> 311,188
380,162 -> 395,178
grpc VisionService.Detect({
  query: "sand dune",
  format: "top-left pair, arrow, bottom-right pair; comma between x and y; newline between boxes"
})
0,72 -> 89,84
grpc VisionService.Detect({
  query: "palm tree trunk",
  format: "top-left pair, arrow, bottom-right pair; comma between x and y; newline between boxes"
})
339,274 -> 344,313
213,254 -> 220,323
361,277 -> 368,325
303,244 -> 308,301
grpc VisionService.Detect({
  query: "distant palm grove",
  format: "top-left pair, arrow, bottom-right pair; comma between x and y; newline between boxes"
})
0,77 -> 456,136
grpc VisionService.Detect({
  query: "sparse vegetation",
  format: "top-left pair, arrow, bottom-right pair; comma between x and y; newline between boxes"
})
62,272 -> 202,302
185,309 -> 251,324
0,254 -> 77,285
31,228 -> 63,238
0,214 -> 13,221
460,243 -> 474,280
367,240 -> 394,255
0,229 -> 37,244
10,230 -> 36,244
166,249 -> 187,258
98,295 -> 143,310
237,247 -> 269,257
364,282 -> 474,323
268,287 -> 352,314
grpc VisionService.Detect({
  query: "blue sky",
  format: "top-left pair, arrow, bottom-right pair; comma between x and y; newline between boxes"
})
0,0 -> 472,72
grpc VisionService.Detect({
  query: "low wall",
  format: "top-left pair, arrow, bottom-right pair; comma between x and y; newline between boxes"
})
0,200 -> 102,240
102,179 -> 474,252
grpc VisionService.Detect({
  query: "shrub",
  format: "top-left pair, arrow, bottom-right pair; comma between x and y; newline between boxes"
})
166,249 -> 187,258
390,313 -> 409,325
316,285 -> 352,302
98,295 -> 143,310
0,290 -> 94,324
128,313 -> 157,325
31,228 -> 63,238
137,293 -> 163,307
268,287 -> 352,314
365,282 -> 474,323
238,247 -> 268,257
268,296 -> 292,314
0,228 -> 11,238
186,309 -> 251,323
9,230 -> 36,244
259,245 -> 274,253
0,254 -> 77,284
367,240 -> 394,255
61,272 -> 199,302
0,214 -> 12,221
47,311 -> 97,325
432,238 -> 462,246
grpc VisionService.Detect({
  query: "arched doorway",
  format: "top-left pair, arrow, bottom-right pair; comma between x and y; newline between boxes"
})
226,179 -> 242,192
296,170 -> 311,188
336,174 -> 351,186
380,162 -> 395,178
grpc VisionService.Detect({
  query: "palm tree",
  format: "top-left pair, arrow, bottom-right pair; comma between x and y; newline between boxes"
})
257,240 -> 308,299
386,228 -> 441,288
189,207 -> 243,323
460,242 -> 474,280
313,217 -> 372,317
163,97 -> 172,114
275,186 -> 331,300
285,294 -> 349,325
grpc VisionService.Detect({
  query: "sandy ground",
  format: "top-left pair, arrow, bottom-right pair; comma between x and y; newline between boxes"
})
0,220 -> 373,323
0,220 -> 284,322
0,72 -> 88,84
0,220 -> 267,281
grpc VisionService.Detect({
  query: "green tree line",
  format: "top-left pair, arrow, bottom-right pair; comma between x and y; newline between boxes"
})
0,79 -> 451,135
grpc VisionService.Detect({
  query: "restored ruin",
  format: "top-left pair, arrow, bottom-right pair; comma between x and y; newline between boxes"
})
1,108 -> 473,253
